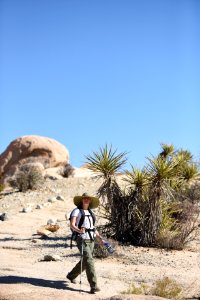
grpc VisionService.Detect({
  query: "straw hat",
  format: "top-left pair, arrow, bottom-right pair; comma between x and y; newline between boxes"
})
73,192 -> 99,209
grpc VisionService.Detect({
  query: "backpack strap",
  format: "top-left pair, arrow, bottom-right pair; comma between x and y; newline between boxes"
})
88,208 -> 96,225
77,209 -> 85,229
85,208 -> 96,241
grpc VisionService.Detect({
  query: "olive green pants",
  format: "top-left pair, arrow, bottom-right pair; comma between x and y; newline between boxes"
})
68,236 -> 97,288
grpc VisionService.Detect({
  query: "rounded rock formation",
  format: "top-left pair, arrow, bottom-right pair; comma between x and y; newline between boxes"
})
0,135 -> 69,184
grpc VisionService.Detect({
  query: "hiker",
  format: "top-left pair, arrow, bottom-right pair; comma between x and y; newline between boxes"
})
66,192 -> 103,294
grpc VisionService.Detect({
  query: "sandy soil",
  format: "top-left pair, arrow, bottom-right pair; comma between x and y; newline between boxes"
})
0,177 -> 200,300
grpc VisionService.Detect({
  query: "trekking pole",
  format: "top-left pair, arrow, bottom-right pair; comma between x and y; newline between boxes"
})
79,236 -> 84,293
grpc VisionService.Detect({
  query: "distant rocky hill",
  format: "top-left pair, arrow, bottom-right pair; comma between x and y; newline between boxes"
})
0,135 -> 69,185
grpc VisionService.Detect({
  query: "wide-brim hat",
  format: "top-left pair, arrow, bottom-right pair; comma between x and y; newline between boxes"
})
73,192 -> 99,209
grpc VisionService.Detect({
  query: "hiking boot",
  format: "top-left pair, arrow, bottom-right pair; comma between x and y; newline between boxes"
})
66,273 -> 76,284
90,287 -> 100,294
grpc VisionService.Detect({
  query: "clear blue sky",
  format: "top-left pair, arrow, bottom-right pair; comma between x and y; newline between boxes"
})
1,0 -> 199,169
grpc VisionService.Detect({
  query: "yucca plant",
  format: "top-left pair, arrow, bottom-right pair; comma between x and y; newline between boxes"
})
85,144 -> 127,235
85,144 -> 127,179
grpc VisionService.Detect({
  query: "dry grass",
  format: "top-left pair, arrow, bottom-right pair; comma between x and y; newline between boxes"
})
121,276 -> 183,300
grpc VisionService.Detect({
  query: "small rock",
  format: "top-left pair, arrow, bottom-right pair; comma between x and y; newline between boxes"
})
31,239 -> 37,243
22,207 -> 32,213
47,176 -> 58,180
36,204 -> 43,209
0,212 -> 9,221
43,254 -> 61,261
47,218 -> 57,225
56,195 -> 64,201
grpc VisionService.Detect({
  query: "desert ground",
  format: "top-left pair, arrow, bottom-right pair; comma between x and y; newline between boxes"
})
0,176 -> 200,300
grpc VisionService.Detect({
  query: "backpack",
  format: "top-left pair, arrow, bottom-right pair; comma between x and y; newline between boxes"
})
69,207 -> 96,248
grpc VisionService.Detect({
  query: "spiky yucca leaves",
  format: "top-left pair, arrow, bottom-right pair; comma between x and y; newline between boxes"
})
85,144 -> 127,179
180,164 -> 199,182
146,156 -> 179,183
159,143 -> 175,159
85,144 -> 127,210
176,149 -> 193,162
124,167 -> 149,190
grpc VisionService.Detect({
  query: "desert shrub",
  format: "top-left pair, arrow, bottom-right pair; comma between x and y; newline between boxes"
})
61,163 -> 74,178
121,277 -> 183,299
122,283 -> 149,295
152,276 -> 182,299
14,164 -> 44,192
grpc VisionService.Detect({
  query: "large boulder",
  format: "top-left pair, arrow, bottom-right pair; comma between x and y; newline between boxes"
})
0,135 -> 69,184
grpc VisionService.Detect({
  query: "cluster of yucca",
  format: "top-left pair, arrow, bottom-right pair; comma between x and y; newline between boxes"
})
85,143 -> 199,249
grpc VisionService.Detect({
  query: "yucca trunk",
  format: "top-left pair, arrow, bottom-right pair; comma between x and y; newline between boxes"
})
143,184 -> 162,245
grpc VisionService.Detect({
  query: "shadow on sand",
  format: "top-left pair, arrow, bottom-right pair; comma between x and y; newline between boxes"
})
0,275 -> 89,293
